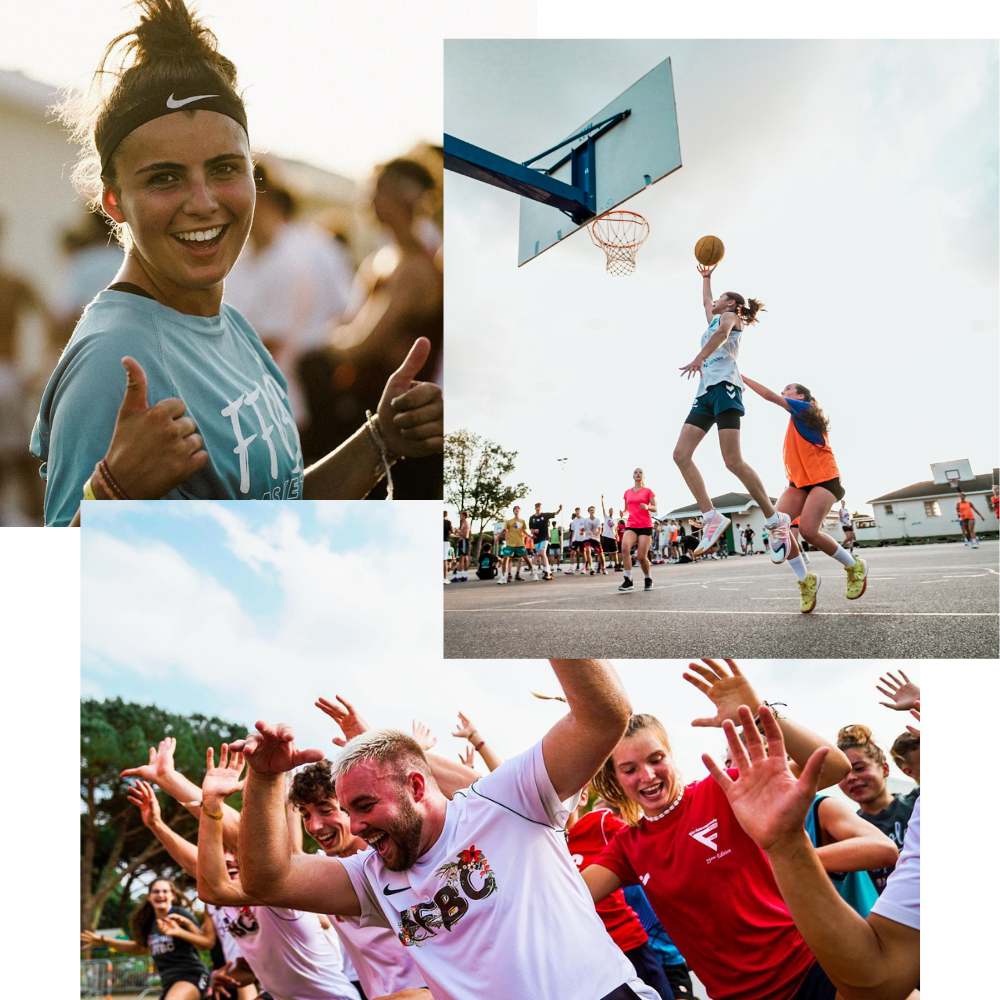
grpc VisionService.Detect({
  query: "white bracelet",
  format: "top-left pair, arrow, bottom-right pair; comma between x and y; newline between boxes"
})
365,410 -> 395,500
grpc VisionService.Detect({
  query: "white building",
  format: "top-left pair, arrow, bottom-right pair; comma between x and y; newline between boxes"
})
867,460 -> 998,542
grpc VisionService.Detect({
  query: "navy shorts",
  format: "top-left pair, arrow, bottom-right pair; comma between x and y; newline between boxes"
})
685,381 -> 745,431
791,961 -> 836,1000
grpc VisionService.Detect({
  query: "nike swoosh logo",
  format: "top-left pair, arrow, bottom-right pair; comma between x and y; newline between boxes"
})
166,92 -> 218,109
382,884 -> 411,896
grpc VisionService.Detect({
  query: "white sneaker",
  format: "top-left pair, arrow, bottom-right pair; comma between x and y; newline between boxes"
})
767,513 -> 793,564
443,578 -> 451,585
694,514 -> 731,555
495,576 -> 506,585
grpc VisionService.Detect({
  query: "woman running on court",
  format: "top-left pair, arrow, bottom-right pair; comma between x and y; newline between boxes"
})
618,467 -> 656,593
32,0 -> 442,525
674,263 -> 790,560
582,659 -> 851,1000
81,878 -> 214,999
741,375 -> 868,613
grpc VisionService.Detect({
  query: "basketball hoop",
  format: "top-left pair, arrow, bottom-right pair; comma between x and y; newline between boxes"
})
589,209 -> 650,275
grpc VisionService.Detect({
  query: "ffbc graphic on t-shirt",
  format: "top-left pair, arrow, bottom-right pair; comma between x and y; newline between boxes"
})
397,845 -> 497,947
221,372 -> 303,495
222,907 -> 261,938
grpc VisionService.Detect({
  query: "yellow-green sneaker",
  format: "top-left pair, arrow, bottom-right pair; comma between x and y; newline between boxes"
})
798,572 -> 819,614
845,557 -> 868,600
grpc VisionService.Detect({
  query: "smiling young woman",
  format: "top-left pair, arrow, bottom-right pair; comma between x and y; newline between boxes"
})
31,0 -> 442,524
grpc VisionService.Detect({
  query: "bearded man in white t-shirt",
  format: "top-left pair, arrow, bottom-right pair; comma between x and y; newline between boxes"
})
236,661 -> 659,1000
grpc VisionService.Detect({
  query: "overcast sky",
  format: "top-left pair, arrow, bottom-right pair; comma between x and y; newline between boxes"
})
1,0 -> 535,180
445,40 -> 998,515
81,501 -> 917,796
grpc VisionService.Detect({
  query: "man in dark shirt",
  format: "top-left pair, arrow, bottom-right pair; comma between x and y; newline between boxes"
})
443,511 -> 453,584
529,502 -> 562,580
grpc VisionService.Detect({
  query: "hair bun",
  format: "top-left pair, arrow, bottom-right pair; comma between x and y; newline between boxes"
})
837,723 -> 872,745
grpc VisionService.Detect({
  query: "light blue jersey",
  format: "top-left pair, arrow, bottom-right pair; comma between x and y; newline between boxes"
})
31,289 -> 304,525
695,314 -> 744,397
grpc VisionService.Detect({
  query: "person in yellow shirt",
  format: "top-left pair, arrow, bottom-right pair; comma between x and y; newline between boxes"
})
497,505 -> 532,584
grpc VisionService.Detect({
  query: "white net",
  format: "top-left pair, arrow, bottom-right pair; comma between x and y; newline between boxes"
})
589,210 -> 650,275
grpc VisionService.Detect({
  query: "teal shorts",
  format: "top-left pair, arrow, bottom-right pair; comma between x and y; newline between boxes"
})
500,545 -> 527,558
686,381 -> 745,431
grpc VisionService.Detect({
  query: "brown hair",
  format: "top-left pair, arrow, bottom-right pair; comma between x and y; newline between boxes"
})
59,0 -> 243,212
289,759 -> 336,808
129,877 -> 187,947
787,383 -> 830,437
590,713 -> 676,827
837,724 -> 886,768
890,731 -> 920,771
722,291 -> 765,325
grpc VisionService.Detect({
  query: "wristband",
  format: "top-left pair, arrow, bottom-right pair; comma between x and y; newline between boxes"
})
364,410 -> 397,500
753,700 -> 788,725
473,740 -> 485,752
99,458 -> 131,500
82,477 -> 97,501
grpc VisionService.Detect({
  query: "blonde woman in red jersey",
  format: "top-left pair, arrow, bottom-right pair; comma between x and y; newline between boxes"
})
742,376 -> 868,614
617,467 -> 657,594
582,659 -> 851,1000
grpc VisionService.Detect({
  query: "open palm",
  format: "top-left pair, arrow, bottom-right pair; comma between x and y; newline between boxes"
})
703,705 -> 829,852
120,736 -> 177,783
230,722 -> 323,774
876,670 -> 920,712
126,780 -> 162,827
202,744 -> 246,802
316,694 -> 370,747
684,658 -> 761,727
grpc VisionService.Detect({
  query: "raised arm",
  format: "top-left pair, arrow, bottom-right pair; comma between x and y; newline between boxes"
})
126,780 -> 199,879
699,263 -> 715,322
452,712 -> 503,772
684,658 -> 850,789
196,746 -> 255,907
542,660 -> 632,801
233,722 -> 361,916
814,796 -> 899,874
741,375 -> 793,411
703,707 -> 919,999
81,930 -> 145,954
158,910 -> 216,951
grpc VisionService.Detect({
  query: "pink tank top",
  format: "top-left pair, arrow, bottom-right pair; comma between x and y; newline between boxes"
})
624,487 -> 654,528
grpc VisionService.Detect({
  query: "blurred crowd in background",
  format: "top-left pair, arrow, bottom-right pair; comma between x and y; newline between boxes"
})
0,68 -> 442,523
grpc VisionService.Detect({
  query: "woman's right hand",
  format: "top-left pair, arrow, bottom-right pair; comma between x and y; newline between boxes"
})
696,263 -> 716,278
102,357 -> 209,498
80,930 -> 103,948
126,779 -> 162,828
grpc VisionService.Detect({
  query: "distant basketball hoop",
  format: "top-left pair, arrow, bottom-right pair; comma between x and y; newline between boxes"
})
945,469 -> 961,490
589,209 -> 650,275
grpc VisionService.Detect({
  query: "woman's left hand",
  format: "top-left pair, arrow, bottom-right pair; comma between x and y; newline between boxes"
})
377,337 -> 443,458
684,658 -> 762,727
679,357 -> 703,379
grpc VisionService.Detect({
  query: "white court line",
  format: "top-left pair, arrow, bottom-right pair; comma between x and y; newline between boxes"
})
447,608 -> 998,618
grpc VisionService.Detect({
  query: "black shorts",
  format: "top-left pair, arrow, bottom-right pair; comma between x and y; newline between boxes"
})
841,523 -> 854,534
583,538 -> 601,550
571,540 -> 585,551
789,477 -> 846,502
161,971 -> 210,999
601,536 -> 618,553
623,526 -> 653,537
790,961 -> 836,1000
456,538 -> 470,556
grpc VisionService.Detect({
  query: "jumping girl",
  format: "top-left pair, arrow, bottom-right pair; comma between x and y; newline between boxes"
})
618,467 -> 656,593
32,0 -> 442,525
583,659 -> 851,1000
81,878 -> 214,999
674,264 -> 789,559
741,376 -> 868,613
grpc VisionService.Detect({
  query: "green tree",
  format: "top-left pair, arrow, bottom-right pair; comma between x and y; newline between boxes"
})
81,698 -> 245,930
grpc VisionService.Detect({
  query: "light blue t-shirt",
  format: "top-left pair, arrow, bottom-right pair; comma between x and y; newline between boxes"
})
31,289 -> 304,525
696,314 -> 744,397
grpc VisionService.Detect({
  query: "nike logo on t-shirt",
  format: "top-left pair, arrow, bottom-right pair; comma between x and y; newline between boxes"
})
166,93 -> 218,109
383,883 -> 411,896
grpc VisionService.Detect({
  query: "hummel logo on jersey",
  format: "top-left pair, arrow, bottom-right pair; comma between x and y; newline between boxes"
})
166,92 -> 218,109
689,818 -> 719,852
725,386 -> 736,398
639,872 -> 651,886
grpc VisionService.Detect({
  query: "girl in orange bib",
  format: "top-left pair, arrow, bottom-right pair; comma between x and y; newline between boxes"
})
742,377 -> 868,613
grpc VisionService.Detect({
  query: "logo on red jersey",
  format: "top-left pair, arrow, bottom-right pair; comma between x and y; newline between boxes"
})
689,818 -> 719,852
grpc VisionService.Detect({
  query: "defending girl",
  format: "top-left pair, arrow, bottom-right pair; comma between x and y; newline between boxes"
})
741,375 -> 868,613
674,263 -> 790,559
31,0 -> 442,525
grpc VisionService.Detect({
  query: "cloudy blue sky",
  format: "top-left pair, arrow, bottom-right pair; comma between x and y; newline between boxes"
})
445,40 -> 998,514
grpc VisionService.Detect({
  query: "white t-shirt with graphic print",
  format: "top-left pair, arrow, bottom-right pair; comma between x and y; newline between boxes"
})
330,915 -> 426,998
339,741 -> 657,1000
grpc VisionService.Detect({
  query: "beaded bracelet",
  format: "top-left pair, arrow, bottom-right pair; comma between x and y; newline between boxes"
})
365,410 -> 396,500
99,458 -> 131,500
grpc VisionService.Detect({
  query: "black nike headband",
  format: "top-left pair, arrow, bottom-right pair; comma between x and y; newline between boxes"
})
97,83 -> 249,176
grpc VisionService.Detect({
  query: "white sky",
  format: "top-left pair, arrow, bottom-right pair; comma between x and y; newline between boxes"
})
1,0 -> 536,180
445,40 -> 999,514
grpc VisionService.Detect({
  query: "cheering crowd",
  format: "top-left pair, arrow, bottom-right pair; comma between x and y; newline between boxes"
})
82,660 -> 921,1000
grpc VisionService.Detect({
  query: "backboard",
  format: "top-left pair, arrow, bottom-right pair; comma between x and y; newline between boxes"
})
518,58 -> 681,266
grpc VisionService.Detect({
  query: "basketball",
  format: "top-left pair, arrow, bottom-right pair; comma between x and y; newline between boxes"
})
695,235 -> 725,266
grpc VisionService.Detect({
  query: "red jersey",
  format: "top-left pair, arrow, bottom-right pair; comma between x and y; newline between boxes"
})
991,495 -> 999,517
568,809 -> 647,953
594,773 -> 815,1000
